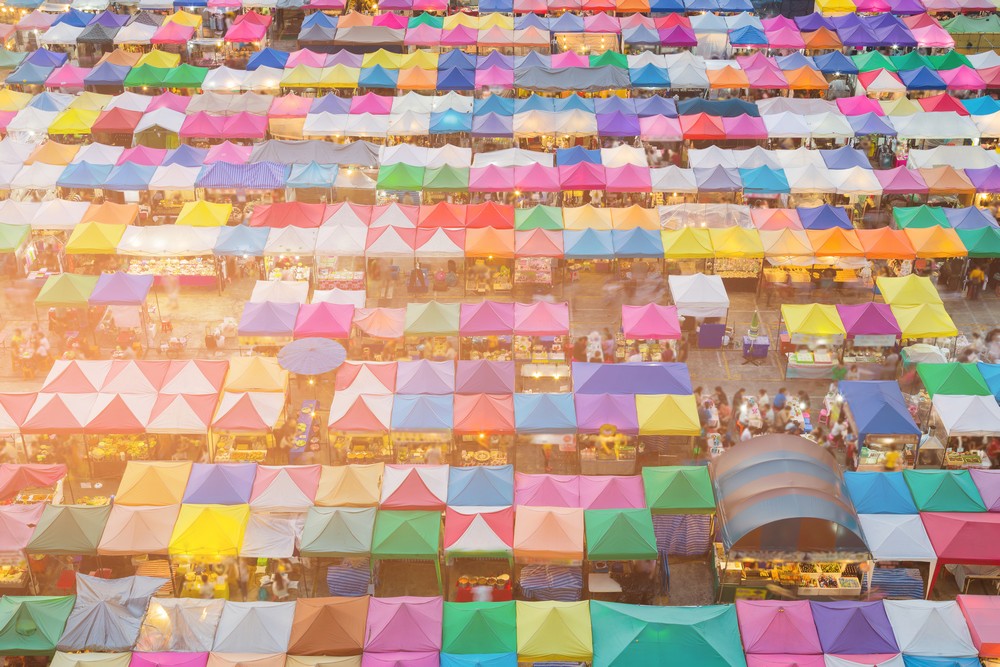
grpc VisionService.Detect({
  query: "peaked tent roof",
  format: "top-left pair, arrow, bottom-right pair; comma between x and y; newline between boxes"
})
512,506 -> 584,562
514,473 -> 580,507
883,600 -> 977,657
903,469 -> 986,512
364,596 -> 442,653
641,466 -> 716,514
380,464 -> 448,509
736,600 -> 822,654
96,503 -> 179,556
249,464 -> 321,513
27,504 -> 111,555
182,463 -> 256,504
114,460 -> 191,506
858,513 -> 935,563
298,506 -> 376,557
809,601 -> 898,655
844,471 -> 918,514
578,475 -> 645,510
134,598 -> 224,651
314,463 -> 383,507
0,596 -> 75,656
917,363 -> 991,397
371,509 -> 441,559
167,504 -> 249,556
838,381 -> 920,444
443,506 -> 514,557
57,574 -> 166,652
442,601 -> 516,655
584,508 -> 657,560
515,601 -> 592,663
287,597 -> 368,656
446,465 -> 513,506
212,602 -> 295,654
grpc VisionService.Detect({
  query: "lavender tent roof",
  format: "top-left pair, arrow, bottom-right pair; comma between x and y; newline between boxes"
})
970,469 -> 1000,511
395,359 -> 455,395
183,463 -> 257,504
964,166 -> 1000,193
572,362 -> 692,395
238,301 -> 299,337
573,393 -> 639,434
88,272 -> 154,306
455,360 -> 515,394
810,601 -> 899,655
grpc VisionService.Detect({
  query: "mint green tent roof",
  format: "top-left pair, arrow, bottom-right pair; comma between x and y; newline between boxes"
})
903,470 -> 986,512
26,504 -> 112,555
404,301 -> 460,335
376,162 -> 425,191
0,596 -> 75,656
893,205 -> 948,229
371,509 -> 441,559
515,206 -> 564,230
917,362 -> 991,397
941,14 -> 1000,33
123,64 -> 170,88
162,63 -> 208,89
423,165 -> 469,192
641,466 -> 716,514
442,601 -> 516,655
853,51 -> 896,72
590,601 -> 746,667
0,224 -> 28,253
584,509 -> 657,561
35,273 -> 99,307
958,228 -> 1000,258
927,50 -> 971,69
299,506 -> 376,557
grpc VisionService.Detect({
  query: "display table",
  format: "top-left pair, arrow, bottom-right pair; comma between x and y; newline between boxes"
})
180,580 -> 229,599
742,336 -> 769,361
588,572 -> 622,593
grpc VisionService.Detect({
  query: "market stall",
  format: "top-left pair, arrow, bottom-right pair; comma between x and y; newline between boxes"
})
512,393 -> 577,475
513,505 -> 584,601
453,393 -> 515,467
0,503 -> 45,593
328,362 -> 395,464
584,508 -> 658,603
635,394 -> 702,466
371,510 -> 442,596
211,356 -> 289,464
931,395 -> 1000,463
618,304 -> 681,362
88,271 -> 155,353
391,361 -> 454,464
349,308 -> 406,362
167,503 -> 250,599
858,514 -> 936,598
778,304 -> 847,380
403,301 -> 460,360
642,465 -> 716,559
667,272 -> 730,349
298,506 -> 375,597
515,601 -> 592,665
444,505 -> 514,602
836,302 -> 902,380
574,393 -> 639,476
238,301 -> 299,354
839,381 -> 921,471
25,504 -> 112,595
458,301 -> 514,361
379,464 -> 448,510
513,301 -> 570,392
287,597 -> 367,655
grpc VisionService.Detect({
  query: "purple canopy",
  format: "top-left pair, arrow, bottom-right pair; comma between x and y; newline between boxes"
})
810,601 -> 898,655
794,12 -> 835,31
311,94 -> 352,114
395,359 -> 455,395
472,113 -> 513,137
836,302 -> 901,337
597,112 -> 641,136
238,301 -> 299,337
965,166 -> 1000,193
573,393 -> 639,434
572,362 -> 692,395
455,360 -> 515,394
694,166 -> 742,192
88,272 -> 154,306
327,50 -> 363,67
196,162 -> 289,189
970,469 -> 1000,511
92,11 -> 129,27
875,24 -> 916,47
182,463 -> 256,504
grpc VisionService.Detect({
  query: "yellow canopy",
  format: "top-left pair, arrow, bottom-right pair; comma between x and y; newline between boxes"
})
48,109 -> 100,136
137,49 -> 181,68
168,504 -> 249,556
65,222 -> 127,255
610,205 -> 659,230
880,97 -> 922,116
26,141 -> 79,166
661,227 -> 713,259
516,601 -> 593,663
890,304 -> 958,339
781,303 -> 846,337
399,50 -> 439,70
443,12 -> 479,29
876,274 -> 943,306
636,394 -> 701,436
176,201 -> 232,227
361,49 -> 402,69
164,10 -> 202,27
479,12 -> 514,29
224,356 -> 289,393
314,463 -> 384,507
563,204 -> 612,231
69,92 -> 113,112
815,0 -> 855,11
317,65 -> 360,89
281,65 -> 323,88
708,227 -> 764,258
115,461 -> 192,506
0,88 -> 33,111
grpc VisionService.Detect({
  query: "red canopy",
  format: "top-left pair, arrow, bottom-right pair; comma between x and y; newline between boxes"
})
923,512 -> 1000,593
0,463 -> 67,500
249,202 -> 328,228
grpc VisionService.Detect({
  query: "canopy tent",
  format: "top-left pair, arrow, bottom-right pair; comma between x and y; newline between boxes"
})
877,275 -> 943,306
27,504 -> 111,555
970,469 -> 1000,512
167,504 -> 249,556
590,602 -> 744,667
287,597 -> 368,656
958,594 -> 1000,659
446,465 -> 513,506
443,506 -> 514,558
514,473 -> 580,507
455,361 -> 515,395
836,302 -> 901,339
933,395 -> 1000,437
364,597 -> 442,653
903,470 -> 986,512
621,304 -> 680,340
666,273 -> 730,319
249,464 -> 321,513
642,466 -> 715,514
134,598 -> 223,652
96,503 -> 179,556
584,509 -> 656,560
240,511 -> 306,558
838,381 -> 920,445
404,301 -> 461,335
736,600 -> 822,654
114,461 -> 191,506
371,509 -> 442,578
0,596 -> 74,656
917,363 -> 991,397
212,602 -> 295,654
379,464 -> 448,509
858,513 -> 936,588
844,472 -> 918,514
513,393 -> 576,435
883,600 -> 977,657
712,434 -> 866,554
572,362 -> 691,395
578,475 -> 645,510
512,506 -> 584,563
57,574 -> 166,652
780,303 -> 846,340
182,463 -> 256,505
35,274 -> 98,308
890,304 -> 958,340
515,601 -> 592,663
0,464 -> 67,501
0,503 -> 45,556
314,464 -> 384,507
298,506 -> 376,557
810,601 -> 898,656
441,601 -> 516,658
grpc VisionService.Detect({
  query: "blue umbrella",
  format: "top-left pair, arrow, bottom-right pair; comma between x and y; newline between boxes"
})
278,338 -> 347,376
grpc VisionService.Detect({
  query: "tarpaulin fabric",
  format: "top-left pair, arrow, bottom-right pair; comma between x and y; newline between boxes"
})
135,599 -> 223,652
515,601 -> 592,662
642,466 -> 715,514
512,506 -> 584,562
364,596 -> 442,651
736,600 -> 821,654
883,600 -> 977,657
514,473 -> 580,507
57,574 -> 167,651
298,506 -> 376,557
903,470 -> 986,512
97,504 -> 179,556
0,596 -> 74,655
287,597 -> 368,655
443,506 -> 513,557
810,601 -> 898,654
584,508 -> 656,560
838,381 -> 919,445
446,465 -> 513,506
27,504 -> 111,555
212,602 -> 295,654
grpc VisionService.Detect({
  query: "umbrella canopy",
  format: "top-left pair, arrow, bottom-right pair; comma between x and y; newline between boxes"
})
278,338 -> 347,375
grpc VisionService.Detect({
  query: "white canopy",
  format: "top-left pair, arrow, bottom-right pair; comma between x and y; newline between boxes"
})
823,656 -> 904,667
39,23 -> 83,45
862,69 -> 906,94
892,112 -> 980,140
51,654 -> 130,667
601,145 -> 646,168
380,143 -> 431,167
762,112 -> 813,140
387,111 -> 430,137
364,226 -> 414,258
250,280 -> 309,304
33,199 -> 89,230
0,137 -> 40,165
312,288 -> 366,308
346,113 -> 389,138
136,598 -> 225,652
117,226 -> 220,257
302,112 -> 348,137
426,144 -> 472,168
74,143 -> 125,165
149,164 -> 200,191
805,112 -> 855,140
250,466 -> 317,512
472,147 -> 553,168
98,504 -> 180,556
758,97 -> 837,115
114,22 -> 157,44
263,227 -> 318,257
688,146 -> 737,169
513,110 -> 558,137
135,108 -> 185,134
907,145 -> 1000,170
650,166 -> 698,193
774,147 -> 827,171
785,165 -> 838,194
239,511 -> 305,558
212,602 -> 295,654
7,110 -> 58,141
146,394 -> 213,435
244,67 -> 284,92
392,91 -> 434,114
733,147 -> 781,170
859,513 -> 936,596
11,163 -> 63,190
833,166 -> 883,196
883,600 -> 977,657
933,395 -> 1000,437
667,273 -> 730,319
968,51 -> 1000,69
315,224 -> 367,256
105,92 -> 154,113
201,68 -> 250,93
432,92 -> 473,114
666,64 -> 709,88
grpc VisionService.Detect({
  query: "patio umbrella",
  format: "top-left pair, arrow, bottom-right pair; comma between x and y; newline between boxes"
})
277,338 -> 347,376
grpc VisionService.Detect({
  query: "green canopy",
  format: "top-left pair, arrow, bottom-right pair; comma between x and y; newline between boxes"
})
123,64 -> 170,88
889,51 -> 932,72
903,470 -> 987,512
927,50 -> 972,70
917,362 -> 991,397
371,510 -> 441,559
26,504 -> 112,556
442,601 -> 516,655
35,274 -> 98,308
893,205 -> 949,229
0,49 -> 26,69
162,64 -> 208,89
590,601 -> 746,667
423,165 -> 469,192
0,596 -> 75,656
584,509 -> 657,561
641,466 -> 716,514
376,162 -> 425,191
589,51 -> 628,69
299,506 -> 376,557
941,14 -> 1000,33
409,13 -> 444,28
852,51 -> 897,72
0,224 -> 29,253
957,228 -> 1000,258
515,205 -> 563,231
404,301 -> 460,335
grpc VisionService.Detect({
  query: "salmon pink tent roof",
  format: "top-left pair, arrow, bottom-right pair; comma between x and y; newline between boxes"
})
453,393 -> 515,434
444,506 -> 514,556
101,361 -> 170,395
459,301 -> 515,335
0,463 -> 66,501
876,167 -> 929,194
211,392 -> 285,433
396,360 -> 454,395
250,464 -> 321,512
514,473 -> 581,507
513,506 -> 585,563
364,597 -> 442,653
328,393 -> 393,432
250,202 -> 327,229
573,393 -> 638,434
513,301 -> 569,335
380,465 -> 449,509
335,361 -> 397,394
958,594 -> 1000,658
922,512 -> 1000,591
736,600 -> 822,654
354,308 -> 406,339
515,229 -> 564,257
43,360 -> 112,393
455,360 -> 515,394
161,360 -> 228,395
21,393 -> 96,434
621,304 -> 681,339
225,19 -> 268,42
514,163 -> 562,191
294,303 -> 355,339
579,475 -> 645,509
465,227 -> 515,258
84,393 -> 153,434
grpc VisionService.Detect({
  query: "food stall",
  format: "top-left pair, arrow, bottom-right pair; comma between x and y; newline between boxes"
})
328,361 -> 395,464
237,301 -> 299,354
299,507 -> 375,597
642,466 -> 717,560
390,393 -> 453,465
618,304 -> 681,362
88,271 -> 155,353
210,356 -> 289,463
0,503 -> 45,593
839,381 -> 922,471
778,304 -> 847,380
707,226 -> 764,292
668,272 -> 731,348
444,505 -> 515,602
858,514 -> 937,598
584,508 -> 658,603
574,393 -> 639,476
512,393 -> 577,475
25,503 -> 112,594
167,503 -> 249,599
459,301 -> 514,361
371,511 -> 443,596
465,227 -> 516,296
712,435 -> 868,602
118,225 -> 221,289
512,505 -> 585,601
836,302 -> 902,380
513,301 -> 570,392
453,393 -> 515,467
513,228 -> 562,295
263,227 -> 317,284
636,394 -> 702,466
403,301 -> 460,360
350,308 -> 406,362
931,395 -> 1000,468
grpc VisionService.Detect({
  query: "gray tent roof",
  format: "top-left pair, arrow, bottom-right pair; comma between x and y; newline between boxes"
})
212,602 -> 295,654
514,66 -> 631,93
299,506 -> 376,557
57,574 -> 166,652
248,139 -> 379,167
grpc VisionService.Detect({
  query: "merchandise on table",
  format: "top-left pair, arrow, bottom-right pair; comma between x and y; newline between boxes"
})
455,434 -> 511,467
127,257 -> 219,287
514,257 -> 554,285
461,336 -> 513,361
340,435 -> 394,464
173,554 -> 234,600
580,428 -> 636,475
392,432 -> 450,465
714,543 -> 864,601
214,434 -> 269,463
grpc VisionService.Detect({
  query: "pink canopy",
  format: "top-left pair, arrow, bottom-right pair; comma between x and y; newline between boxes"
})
405,24 -> 442,45
362,653 -> 438,667
148,92 -> 192,113
876,167 -> 929,194
475,65 -> 514,88
622,304 -> 681,339
180,112 -> 225,139
354,308 -> 405,339
444,506 -> 514,554
551,52 -> 590,68
606,164 -> 652,193
559,162 -> 606,190
764,26 -> 805,49
249,464 -> 321,510
750,208 -> 802,231
584,12 -> 621,33
514,472 -> 581,507
351,93 -> 394,115
0,463 -> 67,500
286,48 -> 328,68
45,65 -> 88,90
836,96 -> 884,116
737,600 -> 822,655
940,65 -> 986,90
513,163 -> 561,191
222,113 -> 267,140
513,301 -> 569,336
294,302 -> 355,339
119,146 -> 166,167
364,597 -> 442,652
746,657 -> 825,667
372,12 -> 407,28
639,115 -> 684,141
911,24 -> 955,49
579,475 -> 645,509
469,165 -> 515,192
0,503 -> 45,552
204,141 -> 252,164
152,22 -> 195,44
225,21 -> 267,42
130,654 -> 208,667
453,393 -> 515,434
459,301 -> 515,335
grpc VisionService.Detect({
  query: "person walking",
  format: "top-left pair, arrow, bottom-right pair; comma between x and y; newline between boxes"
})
968,264 -> 986,300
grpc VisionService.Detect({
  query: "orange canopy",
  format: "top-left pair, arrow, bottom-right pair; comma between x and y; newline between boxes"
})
802,27 -> 842,50
397,67 -> 437,90
786,66 -> 830,90
26,141 -> 79,166
466,227 -> 515,258
468,201 -> 515,229
903,226 -> 968,258
513,506 -> 584,563
856,227 -> 916,260
917,166 -> 976,195
82,201 -> 139,226
807,228 -> 865,257
708,66 -> 749,89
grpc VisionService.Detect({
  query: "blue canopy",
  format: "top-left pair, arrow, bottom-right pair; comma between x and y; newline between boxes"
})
436,68 -> 475,92
595,97 -> 635,116
649,0 -> 685,10
53,8 -> 91,27
447,465 -> 514,506
478,0 -> 514,10
977,362 -> 1000,401
796,12 -> 836,30
7,63 -> 53,86
573,362 -> 692,395
839,380 -> 920,446
478,52 -> 513,71
813,51 -> 858,75
900,657 -> 980,667
963,96 -> 1000,116
24,48 -> 67,68
105,163 -> 155,191
798,204 -> 853,230
513,394 -> 577,434
944,207 -> 997,230
694,166 -> 742,192
196,162 -> 289,189
301,11 -> 336,29
635,95 -> 677,118
629,65 -> 670,88
287,162 -> 337,189
776,52 -> 815,71
213,225 -> 268,257
246,47 -> 289,71
821,146 -> 871,170
474,96 -> 514,116
440,656 -> 516,667
514,14 -> 548,30
391,395 -> 453,431
430,110 -> 472,134
564,229 -> 614,259
556,146 -> 601,166
515,51 -> 549,69
358,65 -> 398,89
898,67 -> 946,91
729,25 -> 768,46
679,98 -> 759,118
163,145 -> 208,168
739,166 -> 789,194
310,94 -> 351,115
57,162 -> 112,189
623,26 -> 662,46
611,228 -> 664,258
848,112 -> 897,137
440,50 -> 476,69
555,96 -> 595,113
514,93 -> 555,113
844,471 -> 918,514
84,62 -> 130,87
549,12 -> 584,32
